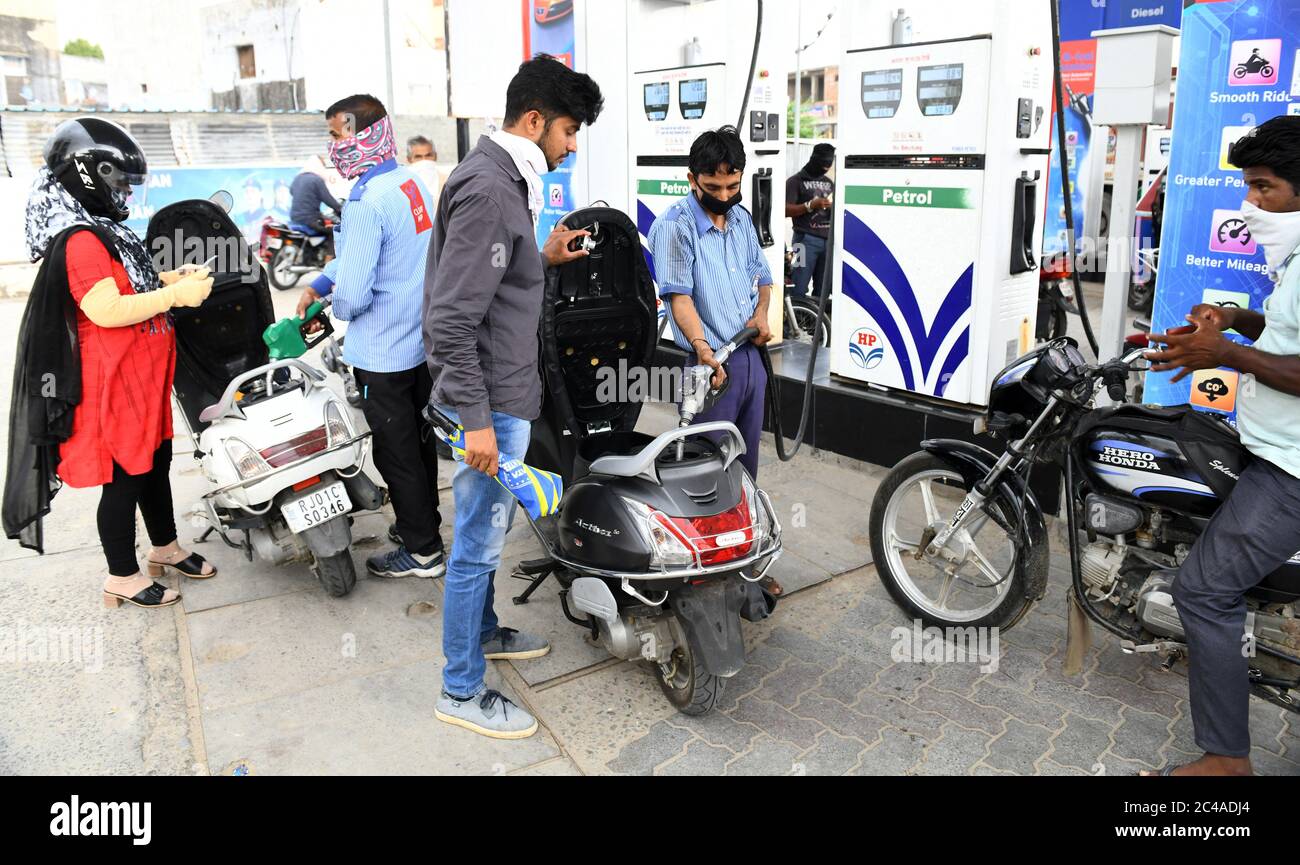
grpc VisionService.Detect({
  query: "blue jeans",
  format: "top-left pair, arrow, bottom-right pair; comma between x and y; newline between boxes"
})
435,406 -> 532,697
791,232 -> 828,299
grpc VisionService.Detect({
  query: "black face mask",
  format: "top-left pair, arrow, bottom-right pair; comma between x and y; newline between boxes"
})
806,158 -> 833,178
696,188 -> 742,216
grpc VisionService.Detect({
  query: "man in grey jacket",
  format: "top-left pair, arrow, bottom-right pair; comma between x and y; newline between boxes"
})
424,55 -> 602,739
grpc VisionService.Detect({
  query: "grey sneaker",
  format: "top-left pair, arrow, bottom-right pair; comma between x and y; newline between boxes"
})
435,688 -> 538,739
481,627 -> 550,660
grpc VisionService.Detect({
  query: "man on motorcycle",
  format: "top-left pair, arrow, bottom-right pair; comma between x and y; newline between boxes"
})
289,154 -> 342,238
1144,115 -> 1300,775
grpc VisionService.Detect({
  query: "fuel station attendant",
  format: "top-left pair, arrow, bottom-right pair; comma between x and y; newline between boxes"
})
295,94 -> 446,581
650,126 -> 781,596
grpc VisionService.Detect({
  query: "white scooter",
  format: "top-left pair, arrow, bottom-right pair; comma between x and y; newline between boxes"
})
150,194 -> 385,597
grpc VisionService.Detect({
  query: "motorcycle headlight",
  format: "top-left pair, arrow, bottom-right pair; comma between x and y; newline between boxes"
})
324,400 -> 352,445
621,497 -> 695,568
225,437 -> 271,480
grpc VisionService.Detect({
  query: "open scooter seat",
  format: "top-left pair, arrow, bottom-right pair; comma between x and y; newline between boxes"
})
145,195 -> 275,435
528,207 -> 660,482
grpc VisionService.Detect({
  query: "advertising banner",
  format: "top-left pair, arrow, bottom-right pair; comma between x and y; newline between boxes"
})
124,165 -> 306,246
523,0 -> 578,248
1042,0 -> 1107,260
1145,0 -> 1300,419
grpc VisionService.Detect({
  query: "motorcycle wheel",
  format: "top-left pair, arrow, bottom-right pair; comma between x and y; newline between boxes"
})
786,297 -> 831,347
869,452 -> 1030,630
657,616 -> 724,716
311,551 -> 357,598
1263,65 -> 1275,78
1127,280 -> 1154,314
1048,298 -> 1069,341
268,247 -> 302,291
1234,66 -> 1247,79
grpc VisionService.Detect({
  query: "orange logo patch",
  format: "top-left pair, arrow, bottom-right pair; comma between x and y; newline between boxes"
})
1189,368 -> 1238,413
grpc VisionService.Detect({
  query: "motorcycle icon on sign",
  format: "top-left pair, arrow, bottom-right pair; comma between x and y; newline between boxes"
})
1230,40 -> 1281,86
1235,50 -> 1275,80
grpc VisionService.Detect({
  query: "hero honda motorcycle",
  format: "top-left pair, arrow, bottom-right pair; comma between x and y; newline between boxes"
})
869,337 -> 1300,711
502,207 -> 784,715
154,193 -> 384,598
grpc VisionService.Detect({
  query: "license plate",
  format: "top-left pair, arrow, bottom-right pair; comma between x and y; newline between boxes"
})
281,482 -> 351,533
265,237 -> 283,249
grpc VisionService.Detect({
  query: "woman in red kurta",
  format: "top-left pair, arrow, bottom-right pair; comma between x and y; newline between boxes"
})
24,118 -> 218,609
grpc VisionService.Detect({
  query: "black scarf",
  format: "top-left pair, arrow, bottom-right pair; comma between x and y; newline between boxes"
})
2,225 -> 117,553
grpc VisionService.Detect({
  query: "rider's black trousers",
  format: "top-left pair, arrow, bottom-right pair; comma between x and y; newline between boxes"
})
1173,456 -> 1300,758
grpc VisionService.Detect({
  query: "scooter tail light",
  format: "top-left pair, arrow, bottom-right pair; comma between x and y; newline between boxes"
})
225,437 -> 272,480
324,401 -> 352,445
258,426 -> 329,468
620,497 -> 695,568
670,495 -> 756,566
740,472 -> 769,540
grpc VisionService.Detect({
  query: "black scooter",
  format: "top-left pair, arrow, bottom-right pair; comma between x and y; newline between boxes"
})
433,207 -> 783,715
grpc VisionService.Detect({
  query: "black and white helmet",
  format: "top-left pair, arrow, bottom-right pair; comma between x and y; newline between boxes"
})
43,117 -> 147,222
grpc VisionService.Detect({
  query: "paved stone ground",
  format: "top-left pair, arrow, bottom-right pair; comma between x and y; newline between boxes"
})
1,288 -> 1298,776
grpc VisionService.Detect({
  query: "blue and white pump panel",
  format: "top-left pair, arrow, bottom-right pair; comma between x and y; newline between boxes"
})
630,63 -> 729,284
830,6 -> 1055,407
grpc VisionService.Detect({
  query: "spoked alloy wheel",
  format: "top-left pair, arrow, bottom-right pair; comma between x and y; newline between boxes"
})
869,452 -> 1029,629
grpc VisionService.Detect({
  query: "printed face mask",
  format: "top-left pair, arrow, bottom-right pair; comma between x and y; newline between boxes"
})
328,115 -> 397,180
1241,200 -> 1300,275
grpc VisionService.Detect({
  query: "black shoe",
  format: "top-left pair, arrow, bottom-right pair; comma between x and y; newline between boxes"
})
388,523 -> 402,546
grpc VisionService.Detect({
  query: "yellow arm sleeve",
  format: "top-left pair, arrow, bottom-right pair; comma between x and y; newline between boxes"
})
78,278 -> 176,328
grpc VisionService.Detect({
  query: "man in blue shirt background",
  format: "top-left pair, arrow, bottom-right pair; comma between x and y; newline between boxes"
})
296,93 -> 444,580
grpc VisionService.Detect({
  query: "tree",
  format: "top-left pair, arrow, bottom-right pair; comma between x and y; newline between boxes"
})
787,99 -> 816,139
63,39 -> 104,60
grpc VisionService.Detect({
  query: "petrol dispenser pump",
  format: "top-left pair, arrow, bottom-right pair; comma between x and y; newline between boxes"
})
629,17 -> 786,342
829,6 -> 1056,407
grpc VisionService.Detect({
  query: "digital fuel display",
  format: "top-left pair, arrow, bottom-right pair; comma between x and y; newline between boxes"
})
917,64 -> 964,116
643,82 -> 669,121
679,78 -> 708,120
861,68 -> 903,119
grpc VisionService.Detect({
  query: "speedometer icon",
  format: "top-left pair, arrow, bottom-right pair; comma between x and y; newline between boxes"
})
1217,217 -> 1252,247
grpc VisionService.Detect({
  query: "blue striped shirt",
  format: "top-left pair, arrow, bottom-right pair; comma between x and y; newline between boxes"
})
648,192 -> 774,351
311,159 -> 434,372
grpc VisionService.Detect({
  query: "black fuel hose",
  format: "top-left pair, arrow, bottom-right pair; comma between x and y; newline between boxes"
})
1050,0 -> 1100,358
760,220 -> 834,462
735,0 -> 763,129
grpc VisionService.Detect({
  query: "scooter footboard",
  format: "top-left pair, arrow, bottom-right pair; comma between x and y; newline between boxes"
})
668,579 -> 747,678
